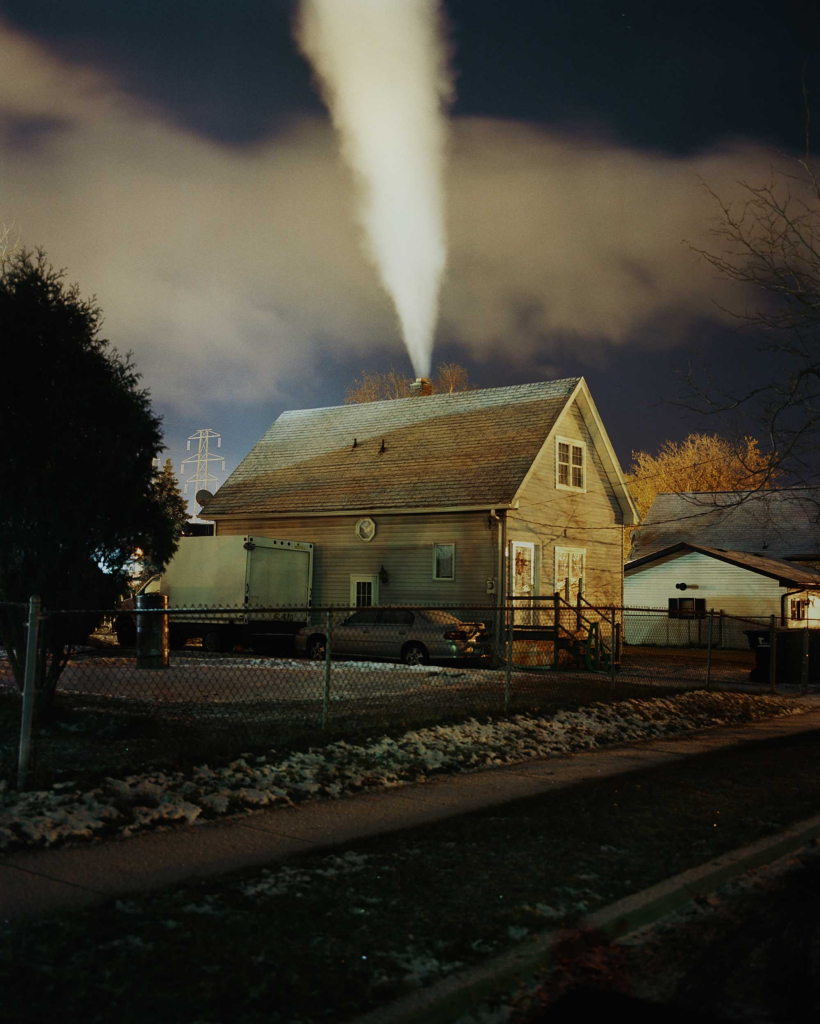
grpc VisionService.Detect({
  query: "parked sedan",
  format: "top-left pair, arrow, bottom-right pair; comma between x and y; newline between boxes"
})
294,608 -> 493,665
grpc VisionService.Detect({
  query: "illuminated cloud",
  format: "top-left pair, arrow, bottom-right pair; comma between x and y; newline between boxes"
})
0,21 -> 777,409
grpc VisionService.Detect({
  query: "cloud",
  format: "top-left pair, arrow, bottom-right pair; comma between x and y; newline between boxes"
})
0,21 -> 782,410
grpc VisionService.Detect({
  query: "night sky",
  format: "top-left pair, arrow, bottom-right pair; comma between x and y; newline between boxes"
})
2,1 -> 819,509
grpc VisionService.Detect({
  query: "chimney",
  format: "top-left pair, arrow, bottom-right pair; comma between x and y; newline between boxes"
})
409,377 -> 433,397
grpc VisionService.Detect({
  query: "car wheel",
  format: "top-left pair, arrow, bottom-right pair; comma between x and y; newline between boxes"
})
203,629 -> 233,653
402,642 -> 428,666
307,635 -> 327,660
115,618 -> 136,648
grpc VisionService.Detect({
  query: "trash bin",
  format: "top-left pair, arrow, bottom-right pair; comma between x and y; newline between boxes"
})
744,628 -> 819,684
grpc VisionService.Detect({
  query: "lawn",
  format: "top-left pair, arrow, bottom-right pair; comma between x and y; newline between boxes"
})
2,721 -> 820,1024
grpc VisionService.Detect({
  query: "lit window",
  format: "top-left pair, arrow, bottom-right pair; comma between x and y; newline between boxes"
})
556,437 -> 585,490
791,598 -> 806,621
433,543 -> 455,580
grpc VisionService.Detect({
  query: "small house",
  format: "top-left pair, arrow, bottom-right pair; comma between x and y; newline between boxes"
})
200,377 -> 639,615
625,490 -> 820,646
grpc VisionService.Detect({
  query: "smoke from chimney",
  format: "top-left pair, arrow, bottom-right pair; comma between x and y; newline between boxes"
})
295,0 -> 452,378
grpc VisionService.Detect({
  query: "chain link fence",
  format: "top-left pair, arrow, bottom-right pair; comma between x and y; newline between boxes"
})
2,597 -> 816,789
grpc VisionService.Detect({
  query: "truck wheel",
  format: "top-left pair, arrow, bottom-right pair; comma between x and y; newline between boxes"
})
306,635 -> 327,660
115,617 -> 136,648
402,642 -> 429,666
203,629 -> 233,653
168,628 -> 188,651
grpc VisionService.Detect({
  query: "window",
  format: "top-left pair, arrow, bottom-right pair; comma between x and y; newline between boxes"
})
556,437 -> 585,490
433,543 -> 455,580
345,609 -> 380,626
668,598 -> 706,620
380,609 -> 415,626
555,547 -> 585,599
356,580 -> 374,606
791,598 -> 806,621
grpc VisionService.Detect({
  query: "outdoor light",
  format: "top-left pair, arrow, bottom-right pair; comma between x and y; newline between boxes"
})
379,566 -> 389,585
675,583 -> 688,590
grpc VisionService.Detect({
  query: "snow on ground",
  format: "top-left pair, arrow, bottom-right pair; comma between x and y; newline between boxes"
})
0,651 -> 474,702
0,691 -> 815,852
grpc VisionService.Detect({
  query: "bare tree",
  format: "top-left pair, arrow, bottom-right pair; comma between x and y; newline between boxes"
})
345,362 -> 474,403
434,361 -> 472,393
0,222 -> 20,264
686,90 -> 820,488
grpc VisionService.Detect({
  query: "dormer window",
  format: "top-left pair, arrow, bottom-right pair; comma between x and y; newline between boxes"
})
556,437 -> 585,491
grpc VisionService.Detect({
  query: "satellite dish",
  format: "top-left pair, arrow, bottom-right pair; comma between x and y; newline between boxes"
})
196,489 -> 214,505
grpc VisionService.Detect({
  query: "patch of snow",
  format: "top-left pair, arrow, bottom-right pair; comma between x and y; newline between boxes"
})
0,691 -> 814,851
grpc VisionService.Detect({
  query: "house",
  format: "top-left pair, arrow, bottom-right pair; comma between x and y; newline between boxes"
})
624,490 -> 820,646
199,377 -> 639,617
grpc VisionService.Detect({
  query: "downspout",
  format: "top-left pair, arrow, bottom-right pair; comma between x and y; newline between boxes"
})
490,509 -> 507,663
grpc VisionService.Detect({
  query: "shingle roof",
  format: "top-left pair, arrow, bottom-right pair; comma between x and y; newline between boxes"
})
629,490 -> 820,561
626,542 -> 820,587
203,378 -> 581,516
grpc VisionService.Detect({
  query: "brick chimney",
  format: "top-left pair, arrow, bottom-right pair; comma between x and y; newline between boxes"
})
409,377 -> 433,396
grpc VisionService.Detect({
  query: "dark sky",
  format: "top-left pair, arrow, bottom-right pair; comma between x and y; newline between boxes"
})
2,0 -> 819,505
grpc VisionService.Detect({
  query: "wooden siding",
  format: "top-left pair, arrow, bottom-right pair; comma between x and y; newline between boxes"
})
508,398 -> 624,606
215,511 -> 497,608
625,550 -> 788,616
623,549 -> 799,647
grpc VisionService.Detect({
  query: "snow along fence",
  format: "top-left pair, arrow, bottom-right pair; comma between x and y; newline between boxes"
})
1,599 -> 814,789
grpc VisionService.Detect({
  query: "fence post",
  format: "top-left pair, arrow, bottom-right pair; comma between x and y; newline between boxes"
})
705,609 -> 714,690
609,607 -> 616,693
504,601 -> 514,714
17,595 -> 41,791
769,613 -> 777,694
802,621 -> 810,696
136,592 -> 169,669
553,592 -> 560,670
322,608 -> 333,729
718,610 -> 723,649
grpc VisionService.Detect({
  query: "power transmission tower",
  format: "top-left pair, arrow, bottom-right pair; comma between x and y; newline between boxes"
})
180,429 -> 224,518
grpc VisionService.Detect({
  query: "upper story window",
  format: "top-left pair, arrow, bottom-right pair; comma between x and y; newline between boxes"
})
556,437 -> 585,491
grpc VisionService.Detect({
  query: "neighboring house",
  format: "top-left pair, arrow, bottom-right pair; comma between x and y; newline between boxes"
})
200,377 -> 639,616
624,490 -> 820,646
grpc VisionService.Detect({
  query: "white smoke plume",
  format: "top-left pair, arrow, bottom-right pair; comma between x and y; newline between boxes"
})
295,0 -> 452,378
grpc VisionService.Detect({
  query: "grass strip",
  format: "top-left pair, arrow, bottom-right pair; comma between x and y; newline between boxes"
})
3,724 -> 820,1023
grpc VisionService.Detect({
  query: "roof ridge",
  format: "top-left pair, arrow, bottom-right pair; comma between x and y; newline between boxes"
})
279,376 -> 582,418
653,487 -> 820,497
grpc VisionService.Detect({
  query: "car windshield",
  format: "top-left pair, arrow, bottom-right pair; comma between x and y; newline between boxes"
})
419,610 -> 463,626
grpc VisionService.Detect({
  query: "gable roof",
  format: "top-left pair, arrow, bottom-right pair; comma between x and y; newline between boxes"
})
626,541 -> 820,588
629,489 -> 820,561
202,377 -> 638,520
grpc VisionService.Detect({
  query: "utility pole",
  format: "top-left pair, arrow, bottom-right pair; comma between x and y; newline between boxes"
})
180,429 -> 224,518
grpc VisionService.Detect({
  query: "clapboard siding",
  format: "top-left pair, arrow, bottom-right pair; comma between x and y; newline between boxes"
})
625,550 -> 786,615
508,398 -> 624,605
215,511 -> 496,608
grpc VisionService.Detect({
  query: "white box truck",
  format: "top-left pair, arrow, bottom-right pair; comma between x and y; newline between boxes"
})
116,536 -> 314,652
